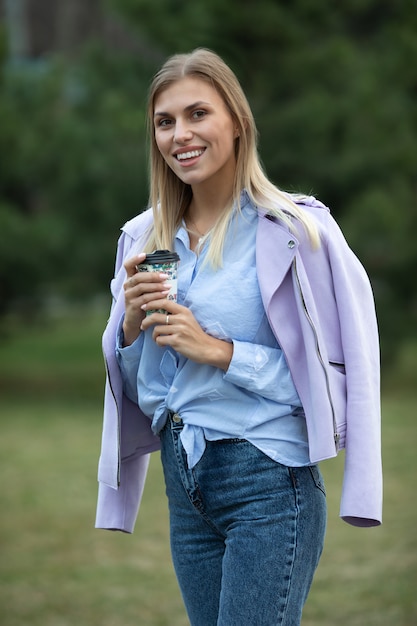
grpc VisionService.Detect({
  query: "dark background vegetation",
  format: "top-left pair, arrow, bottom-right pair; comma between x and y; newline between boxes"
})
0,0 -> 416,359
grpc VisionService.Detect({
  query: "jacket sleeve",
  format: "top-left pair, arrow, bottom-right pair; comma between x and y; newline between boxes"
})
96,211 -> 160,533
95,454 -> 151,533
325,213 -> 382,526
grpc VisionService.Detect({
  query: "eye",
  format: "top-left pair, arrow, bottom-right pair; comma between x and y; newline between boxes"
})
192,109 -> 207,120
156,118 -> 172,128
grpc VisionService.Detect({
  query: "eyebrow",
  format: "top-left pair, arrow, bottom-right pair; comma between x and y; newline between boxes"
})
154,100 -> 211,118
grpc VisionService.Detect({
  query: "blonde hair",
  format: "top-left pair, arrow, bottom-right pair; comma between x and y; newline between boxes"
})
143,48 -> 320,264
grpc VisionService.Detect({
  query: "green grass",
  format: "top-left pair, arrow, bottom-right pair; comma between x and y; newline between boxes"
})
305,395 -> 417,625
0,312 -> 416,625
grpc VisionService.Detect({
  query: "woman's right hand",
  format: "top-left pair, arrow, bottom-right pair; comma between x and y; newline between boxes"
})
122,253 -> 171,347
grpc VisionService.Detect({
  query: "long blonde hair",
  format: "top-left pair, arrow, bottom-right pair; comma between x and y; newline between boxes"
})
143,48 -> 320,265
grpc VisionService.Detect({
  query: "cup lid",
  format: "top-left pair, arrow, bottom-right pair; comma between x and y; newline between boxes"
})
139,249 -> 180,264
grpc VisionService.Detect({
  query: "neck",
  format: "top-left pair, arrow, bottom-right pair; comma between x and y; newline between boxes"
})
187,179 -> 234,225
185,197 -> 232,242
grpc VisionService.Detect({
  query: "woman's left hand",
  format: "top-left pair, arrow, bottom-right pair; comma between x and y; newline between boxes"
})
140,299 -> 233,371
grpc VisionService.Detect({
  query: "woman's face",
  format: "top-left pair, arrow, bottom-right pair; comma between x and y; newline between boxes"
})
153,77 -> 238,192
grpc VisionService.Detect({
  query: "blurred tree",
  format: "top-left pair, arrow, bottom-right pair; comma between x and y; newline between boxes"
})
0,46 -> 150,314
0,0 -> 416,364
55,0 -> 102,55
3,0 -> 29,61
0,0 -> 155,59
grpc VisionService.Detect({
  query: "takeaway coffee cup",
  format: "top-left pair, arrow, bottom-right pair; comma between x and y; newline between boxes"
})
136,249 -> 180,314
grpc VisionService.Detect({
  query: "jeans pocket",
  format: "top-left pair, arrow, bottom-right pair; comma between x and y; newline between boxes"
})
308,465 -> 326,497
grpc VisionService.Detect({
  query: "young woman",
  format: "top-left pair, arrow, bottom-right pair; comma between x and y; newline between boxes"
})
96,48 -> 382,625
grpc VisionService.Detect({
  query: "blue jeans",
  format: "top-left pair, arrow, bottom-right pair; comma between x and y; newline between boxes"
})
160,413 -> 327,626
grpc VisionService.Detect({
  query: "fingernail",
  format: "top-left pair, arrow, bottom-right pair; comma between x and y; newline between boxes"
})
159,273 -> 169,279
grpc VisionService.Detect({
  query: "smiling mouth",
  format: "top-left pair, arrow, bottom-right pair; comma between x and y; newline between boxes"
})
175,149 -> 205,161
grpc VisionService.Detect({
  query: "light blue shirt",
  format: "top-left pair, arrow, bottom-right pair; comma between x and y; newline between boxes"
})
117,194 -> 310,468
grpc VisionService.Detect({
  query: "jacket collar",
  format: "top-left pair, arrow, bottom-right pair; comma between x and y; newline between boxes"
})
256,212 -> 298,308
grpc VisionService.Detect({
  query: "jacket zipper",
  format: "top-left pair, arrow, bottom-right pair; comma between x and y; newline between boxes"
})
293,258 -> 340,451
103,354 -> 122,486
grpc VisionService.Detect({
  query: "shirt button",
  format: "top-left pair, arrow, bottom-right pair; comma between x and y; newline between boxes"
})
172,413 -> 182,423
288,239 -> 296,249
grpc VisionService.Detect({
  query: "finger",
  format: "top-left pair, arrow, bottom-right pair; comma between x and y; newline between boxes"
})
151,314 -> 181,342
153,326 -> 174,345
124,272 -> 171,293
141,299 -> 183,316
140,310 -> 170,331
124,253 -> 146,278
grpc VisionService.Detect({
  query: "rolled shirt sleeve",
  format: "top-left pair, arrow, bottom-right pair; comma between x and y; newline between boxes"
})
224,340 -> 301,406
116,317 -> 144,405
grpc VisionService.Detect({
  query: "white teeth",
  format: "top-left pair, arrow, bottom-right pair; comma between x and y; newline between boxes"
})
176,150 -> 204,161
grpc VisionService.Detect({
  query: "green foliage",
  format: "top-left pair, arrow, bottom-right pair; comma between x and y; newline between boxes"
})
0,202 -> 41,316
0,45 -> 150,315
1,1 -> 417,361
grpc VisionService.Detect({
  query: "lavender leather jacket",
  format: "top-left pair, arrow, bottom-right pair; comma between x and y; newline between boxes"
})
95,195 -> 382,532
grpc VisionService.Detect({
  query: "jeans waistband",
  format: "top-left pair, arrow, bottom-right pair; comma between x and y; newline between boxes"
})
166,411 -> 246,443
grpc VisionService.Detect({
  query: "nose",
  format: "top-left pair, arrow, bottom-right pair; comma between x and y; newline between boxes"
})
174,118 -> 193,143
